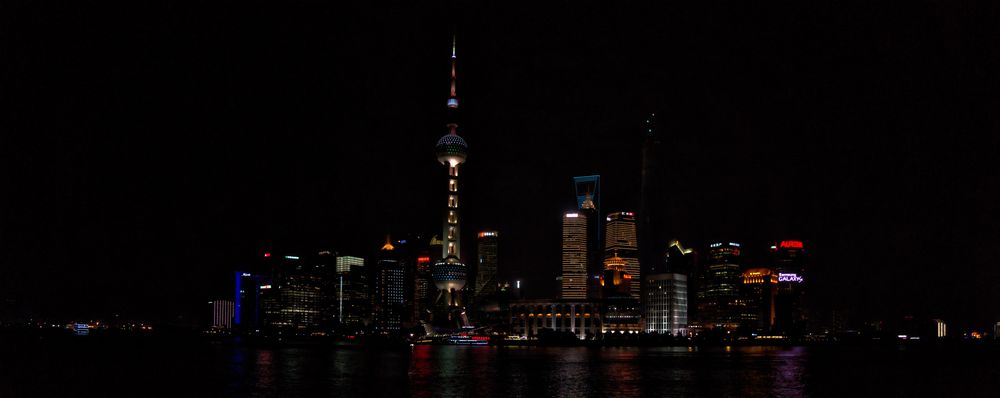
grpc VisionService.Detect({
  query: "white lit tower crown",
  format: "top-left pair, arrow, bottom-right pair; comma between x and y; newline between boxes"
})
432,38 -> 469,308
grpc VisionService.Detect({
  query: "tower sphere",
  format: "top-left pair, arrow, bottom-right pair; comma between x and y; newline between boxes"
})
436,133 -> 468,165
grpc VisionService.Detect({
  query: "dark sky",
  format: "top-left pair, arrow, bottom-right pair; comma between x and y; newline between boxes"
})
3,1 -> 998,328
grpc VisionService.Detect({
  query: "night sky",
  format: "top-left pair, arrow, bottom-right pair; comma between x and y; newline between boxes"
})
3,1 -> 998,328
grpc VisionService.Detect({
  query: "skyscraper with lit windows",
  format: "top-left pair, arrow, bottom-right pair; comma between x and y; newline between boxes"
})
601,252 -> 641,333
561,212 -> 588,300
741,268 -> 777,333
475,230 -> 499,300
605,212 -> 640,298
695,242 -> 744,331
771,240 -> 806,335
373,238 -> 405,335
645,240 -> 692,336
335,254 -> 368,330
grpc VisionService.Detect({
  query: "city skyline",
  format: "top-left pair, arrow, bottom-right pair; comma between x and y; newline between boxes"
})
3,1 -> 997,332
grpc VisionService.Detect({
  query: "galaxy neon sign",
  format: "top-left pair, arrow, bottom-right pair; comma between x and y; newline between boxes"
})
778,273 -> 804,283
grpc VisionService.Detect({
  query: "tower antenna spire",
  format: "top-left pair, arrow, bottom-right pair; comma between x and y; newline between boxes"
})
448,36 -> 459,108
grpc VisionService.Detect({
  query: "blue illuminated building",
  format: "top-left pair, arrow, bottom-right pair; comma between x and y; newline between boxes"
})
234,271 -> 266,332
574,175 -> 602,298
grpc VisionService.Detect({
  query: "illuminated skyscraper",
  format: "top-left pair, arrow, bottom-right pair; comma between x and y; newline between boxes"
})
605,212 -> 640,298
574,176 -> 601,217
259,255 -> 329,332
645,274 -> 687,336
601,252 -> 641,333
414,251 -> 432,320
337,256 -> 364,274
234,271 -> 263,333
373,238 -> 405,334
335,254 -> 368,329
561,212 -> 588,300
646,240 -> 692,336
209,299 -> 234,330
475,230 -> 499,299
432,38 -> 469,311
573,176 -> 603,298
695,242 -> 744,331
771,240 -> 806,335
638,114 -> 660,287
741,268 -> 777,333
932,319 -> 947,338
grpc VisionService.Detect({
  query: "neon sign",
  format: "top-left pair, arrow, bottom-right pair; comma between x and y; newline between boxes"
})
417,256 -> 431,263
779,241 -> 803,249
778,273 -> 803,283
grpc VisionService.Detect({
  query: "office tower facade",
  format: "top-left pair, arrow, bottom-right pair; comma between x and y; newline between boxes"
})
696,242 -> 744,331
260,255 -> 328,332
234,271 -> 266,333
574,176 -> 603,298
337,256 -> 364,274
664,240 -> 695,275
605,212 -> 640,299
638,114 -> 661,291
932,319 -> 947,338
647,240 -> 694,335
741,268 -> 778,333
601,253 -> 642,333
475,230 -> 499,299
209,299 -> 234,330
373,238 -> 405,335
414,252 -> 432,320
771,240 -> 806,335
645,273 -> 687,336
561,212 -> 589,300
335,254 -> 368,330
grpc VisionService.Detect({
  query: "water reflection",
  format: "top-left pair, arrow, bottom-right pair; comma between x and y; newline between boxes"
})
8,338 -> 997,398
221,344 -> 817,397
404,346 -> 809,398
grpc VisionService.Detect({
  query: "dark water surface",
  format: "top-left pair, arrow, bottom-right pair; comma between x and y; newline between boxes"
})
2,338 -> 997,397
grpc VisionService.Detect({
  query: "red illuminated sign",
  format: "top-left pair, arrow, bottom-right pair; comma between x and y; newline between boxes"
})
417,256 -> 431,264
264,252 -> 271,257
779,241 -> 803,249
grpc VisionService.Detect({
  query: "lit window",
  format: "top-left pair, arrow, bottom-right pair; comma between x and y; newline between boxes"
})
449,179 -> 458,192
449,166 -> 458,177
448,195 -> 458,208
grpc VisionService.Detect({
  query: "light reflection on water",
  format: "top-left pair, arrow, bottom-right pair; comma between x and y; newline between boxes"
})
207,343 -> 1000,398
6,339 -> 998,397
405,345 -> 807,398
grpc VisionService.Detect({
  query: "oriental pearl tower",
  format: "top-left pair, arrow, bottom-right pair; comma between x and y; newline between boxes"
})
431,37 -> 468,311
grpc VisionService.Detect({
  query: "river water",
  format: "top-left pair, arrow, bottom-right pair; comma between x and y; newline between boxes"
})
2,338 -> 997,397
